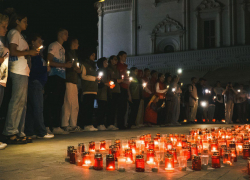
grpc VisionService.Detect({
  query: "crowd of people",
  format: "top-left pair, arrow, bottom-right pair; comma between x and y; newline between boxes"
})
0,11 -> 250,150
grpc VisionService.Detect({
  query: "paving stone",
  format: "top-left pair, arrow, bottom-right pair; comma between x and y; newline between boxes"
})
0,124 -> 248,180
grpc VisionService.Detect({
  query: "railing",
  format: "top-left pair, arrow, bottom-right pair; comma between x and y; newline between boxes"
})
102,0 -> 132,13
126,46 -> 250,74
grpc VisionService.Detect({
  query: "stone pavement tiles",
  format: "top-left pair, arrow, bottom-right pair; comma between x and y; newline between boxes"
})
0,124 -> 248,180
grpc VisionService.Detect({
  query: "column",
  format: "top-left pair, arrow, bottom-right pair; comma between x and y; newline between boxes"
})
132,0 -> 137,55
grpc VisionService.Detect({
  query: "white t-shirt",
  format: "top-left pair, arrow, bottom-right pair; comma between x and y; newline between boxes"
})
0,40 -> 9,87
214,87 -> 224,103
7,29 -> 29,76
48,41 -> 66,79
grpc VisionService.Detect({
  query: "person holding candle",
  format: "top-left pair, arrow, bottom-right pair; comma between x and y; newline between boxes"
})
149,70 -> 158,95
214,81 -> 225,123
164,73 -> 172,125
96,57 -> 109,131
186,77 -> 198,123
127,67 -> 142,129
144,95 -> 165,125
0,13 -> 9,149
155,73 -> 167,126
24,33 -> 54,139
116,51 -> 129,129
196,78 -> 206,123
79,49 -> 98,131
61,37 -> 82,133
142,68 -> 152,115
168,75 -> 182,125
106,55 -> 122,130
3,12 -> 39,144
43,28 -> 72,135
222,82 -> 237,124
234,84 -> 248,124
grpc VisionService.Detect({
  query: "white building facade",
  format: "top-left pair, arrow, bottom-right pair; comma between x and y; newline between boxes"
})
96,0 -> 250,84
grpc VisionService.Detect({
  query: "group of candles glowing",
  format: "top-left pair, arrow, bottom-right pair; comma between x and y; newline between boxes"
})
65,125 -> 250,174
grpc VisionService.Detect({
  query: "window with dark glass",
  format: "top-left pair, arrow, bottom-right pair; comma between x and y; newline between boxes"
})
164,45 -> 175,53
204,20 -> 215,48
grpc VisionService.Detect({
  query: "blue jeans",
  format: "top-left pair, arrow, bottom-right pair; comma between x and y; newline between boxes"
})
3,72 -> 28,137
25,80 -> 47,136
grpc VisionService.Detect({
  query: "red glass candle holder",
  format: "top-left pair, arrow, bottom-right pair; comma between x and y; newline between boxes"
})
223,151 -> 231,165
148,141 -> 154,150
109,145 -> 115,154
125,149 -> 133,162
147,149 -> 155,163
130,142 -> 136,154
177,138 -> 182,148
94,154 -> 103,170
211,151 -> 221,168
165,154 -> 174,172
220,145 -> 227,158
243,144 -> 250,159
115,139 -> 121,149
192,156 -> 201,171
100,140 -> 106,151
89,141 -> 95,153
82,152 -> 91,167
166,140 -> 173,151
168,148 -> 177,163
191,144 -> 198,156
136,155 -> 145,172
211,141 -> 218,152
70,149 -> 77,164
184,147 -> 191,161
106,154 -> 115,170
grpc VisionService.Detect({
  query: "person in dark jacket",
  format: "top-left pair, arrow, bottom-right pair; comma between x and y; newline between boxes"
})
79,50 -> 99,131
96,57 -> 109,131
128,67 -> 142,128
25,34 -> 54,139
107,55 -> 122,130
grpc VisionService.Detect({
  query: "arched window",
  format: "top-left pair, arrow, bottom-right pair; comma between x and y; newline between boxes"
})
164,45 -> 175,53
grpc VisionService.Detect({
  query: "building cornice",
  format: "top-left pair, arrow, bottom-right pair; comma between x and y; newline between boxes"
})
96,0 -> 132,16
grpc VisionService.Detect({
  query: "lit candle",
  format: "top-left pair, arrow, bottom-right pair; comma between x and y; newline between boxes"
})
172,88 -> 176,93
143,82 -> 147,88
177,68 -> 182,74
38,45 -> 43,50
121,75 -> 124,79
89,141 -> 95,153
98,72 -> 103,79
100,140 -> 106,152
129,77 -> 133,82
77,62 -> 80,68
106,154 -> 115,171
165,154 -> 175,172
82,152 -> 91,168
211,151 -> 221,168
47,61 -> 50,66
94,154 -> 103,170
146,149 -> 155,164
127,70 -> 130,76
135,155 -> 145,172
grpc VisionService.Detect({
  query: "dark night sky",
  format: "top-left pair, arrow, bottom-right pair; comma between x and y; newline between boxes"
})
0,0 -> 99,59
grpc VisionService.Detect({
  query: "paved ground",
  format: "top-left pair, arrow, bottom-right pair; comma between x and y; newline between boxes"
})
0,124 -> 249,180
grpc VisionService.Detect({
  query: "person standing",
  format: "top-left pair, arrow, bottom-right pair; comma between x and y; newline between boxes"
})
25,34 -> 54,139
43,28 -> 72,135
142,68 -> 152,124
235,84 -> 248,123
222,82 -> 237,124
96,57 -> 109,131
164,73 -> 172,125
187,77 -> 198,123
107,55 -> 121,130
168,75 -> 182,125
61,38 -> 82,132
0,13 -> 9,149
155,73 -> 167,126
213,81 -> 225,122
3,13 -> 39,144
127,67 -> 142,128
149,70 -> 158,95
196,78 -> 206,123
116,51 -> 129,129
79,50 -> 99,131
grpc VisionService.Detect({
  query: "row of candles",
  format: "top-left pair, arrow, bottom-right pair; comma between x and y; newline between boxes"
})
66,125 -> 250,174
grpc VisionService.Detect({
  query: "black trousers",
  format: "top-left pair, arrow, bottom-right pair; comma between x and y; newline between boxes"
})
97,100 -> 107,126
117,88 -> 128,129
44,76 -> 66,128
128,99 -> 141,128
107,93 -> 120,126
236,101 -> 247,123
214,102 -> 225,121
78,94 -> 96,127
